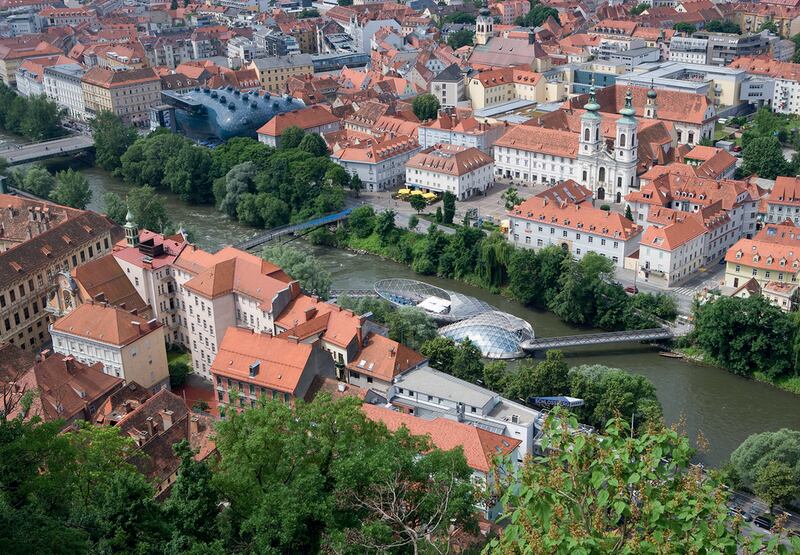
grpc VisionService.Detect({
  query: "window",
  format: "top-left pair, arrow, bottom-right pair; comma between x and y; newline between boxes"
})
620,133 -> 626,147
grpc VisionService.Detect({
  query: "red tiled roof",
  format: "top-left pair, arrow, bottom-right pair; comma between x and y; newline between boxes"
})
51,302 -> 161,346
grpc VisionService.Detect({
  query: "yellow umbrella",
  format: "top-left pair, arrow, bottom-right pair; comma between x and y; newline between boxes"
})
422,193 -> 437,199
398,188 -> 411,194
410,190 -> 424,195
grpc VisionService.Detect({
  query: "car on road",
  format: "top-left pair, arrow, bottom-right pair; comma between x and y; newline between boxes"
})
728,505 -> 753,522
754,514 -> 774,530
624,285 -> 638,295
732,145 -> 742,153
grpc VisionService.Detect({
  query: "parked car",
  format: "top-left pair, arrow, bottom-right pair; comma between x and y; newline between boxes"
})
754,514 -> 774,530
732,145 -> 742,153
728,505 -> 753,522
624,285 -> 638,295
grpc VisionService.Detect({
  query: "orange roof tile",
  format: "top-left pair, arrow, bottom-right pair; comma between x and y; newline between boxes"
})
52,302 -> 161,346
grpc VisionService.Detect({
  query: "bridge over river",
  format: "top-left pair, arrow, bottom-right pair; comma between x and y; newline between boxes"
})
520,328 -> 674,353
235,208 -> 352,251
0,135 -> 95,166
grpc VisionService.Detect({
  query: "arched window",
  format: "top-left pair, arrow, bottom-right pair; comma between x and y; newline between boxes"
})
599,167 -> 606,182
620,133 -> 626,147
595,128 -> 600,141
584,127 -> 590,141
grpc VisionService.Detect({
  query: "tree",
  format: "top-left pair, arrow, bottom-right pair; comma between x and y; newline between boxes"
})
375,209 -> 396,245
693,295 -> 794,378
279,126 -> 305,149
501,186 -> 522,209
408,214 -> 419,231
168,360 -> 191,389
337,0 -> 352,5
447,29 -> 474,49
705,19 -> 740,33
51,169 -> 92,209
324,164 -> 349,190
162,440 -> 221,550
759,19 -> 780,34
740,135 -> 789,179
261,244 -> 332,299
92,111 -> 137,172
348,205 -> 376,238
673,22 -> 696,34
443,12 -> 475,24
504,350 -> 570,402
256,193 -> 290,229
754,460 -> 800,514
625,204 -> 633,221
452,338 -> 484,383
349,174 -> 363,197
386,307 -> 437,350
412,93 -> 440,122
478,231 -> 513,287
298,133 -> 328,157
103,191 -> 127,224
20,95 -> 63,141
420,336 -> 459,374
434,206 -> 443,222
490,411 -> 782,554
21,165 -> 55,198
568,364 -> 663,431
409,194 -> 427,213
515,1 -> 559,27
442,191 -> 456,224
163,143 -> 213,203
219,161 -> 257,217
629,2 -> 649,15
730,428 -> 800,488
508,248 -> 542,305
127,185 -> 172,232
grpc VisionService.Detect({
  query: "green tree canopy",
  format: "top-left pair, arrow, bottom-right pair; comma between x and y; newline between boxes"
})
20,165 -> 55,198
674,22 -> 696,34
260,244 -> 332,299
693,295 -> 794,378
754,460 -> 800,514
515,0 -> 559,27
740,135 -> 789,180
126,185 -> 173,233
298,133 -> 328,156
280,126 -> 306,149
490,411 -> 797,554
102,191 -> 127,224
730,428 -> 800,488
629,2 -> 649,15
51,169 -> 92,209
91,111 -> 137,172
387,307 -> 438,350
705,19 -> 741,33
443,191 -> 456,224
348,204 -> 377,238
409,194 -> 427,213
447,29 -> 474,49
412,93 -> 441,121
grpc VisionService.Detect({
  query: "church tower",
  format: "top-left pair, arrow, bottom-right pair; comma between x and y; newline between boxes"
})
644,81 -> 658,119
124,209 -> 139,248
614,88 -> 639,201
579,81 -> 602,157
475,1 -> 493,46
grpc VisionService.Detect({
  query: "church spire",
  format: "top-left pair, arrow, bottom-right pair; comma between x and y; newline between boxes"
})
123,206 -> 139,248
619,87 -> 636,121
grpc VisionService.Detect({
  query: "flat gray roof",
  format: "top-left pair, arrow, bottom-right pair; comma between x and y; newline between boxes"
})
394,365 -> 495,408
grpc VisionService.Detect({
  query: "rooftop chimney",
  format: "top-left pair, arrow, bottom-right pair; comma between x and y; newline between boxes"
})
160,409 -> 174,431
189,416 -> 199,435
146,416 -> 156,436
249,360 -> 260,377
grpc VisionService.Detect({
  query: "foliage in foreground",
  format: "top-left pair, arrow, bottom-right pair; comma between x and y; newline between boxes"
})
490,411 -> 800,554
260,244 -> 333,300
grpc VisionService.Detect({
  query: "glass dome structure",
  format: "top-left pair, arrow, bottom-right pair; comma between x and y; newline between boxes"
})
438,311 -> 534,359
374,278 -> 493,323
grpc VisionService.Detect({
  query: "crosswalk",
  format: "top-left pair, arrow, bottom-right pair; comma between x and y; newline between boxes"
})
673,286 -> 700,297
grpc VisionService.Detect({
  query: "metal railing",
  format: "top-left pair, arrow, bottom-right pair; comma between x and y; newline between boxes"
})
521,328 -> 673,352
234,207 -> 353,251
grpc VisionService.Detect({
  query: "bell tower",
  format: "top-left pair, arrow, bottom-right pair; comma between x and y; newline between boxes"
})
579,81 -> 602,156
124,208 -> 139,247
644,81 -> 658,119
475,0 -> 493,46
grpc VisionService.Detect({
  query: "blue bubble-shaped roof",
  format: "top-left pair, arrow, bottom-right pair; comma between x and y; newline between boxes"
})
439,311 -> 534,359
166,87 -> 305,140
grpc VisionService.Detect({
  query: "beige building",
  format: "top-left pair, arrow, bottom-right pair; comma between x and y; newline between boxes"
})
81,67 -> 161,126
468,67 -> 565,110
724,221 -> 800,291
0,194 -> 118,353
0,37 -> 62,86
50,302 -> 170,392
248,54 -> 313,94
405,144 -> 495,200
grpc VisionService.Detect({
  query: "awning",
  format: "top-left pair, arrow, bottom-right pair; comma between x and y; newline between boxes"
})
398,188 -> 411,194
410,190 -> 424,195
422,193 -> 437,199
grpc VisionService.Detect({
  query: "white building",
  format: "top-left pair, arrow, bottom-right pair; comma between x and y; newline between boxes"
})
729,57 -> 800,115
257,105 -> 341,148
494,86 -> 643,203
50,302 -> 170,392
418,111 -> 506,154
405,144 -> 494,200
429,64 -> 464,108
764,175 -> 800,223
330,135 -> 421,192
639,215 -> 706,286
386,365 -> 544,460
668,36 -> 708,65
507,191 -> 643,267
43,63 -> 88,121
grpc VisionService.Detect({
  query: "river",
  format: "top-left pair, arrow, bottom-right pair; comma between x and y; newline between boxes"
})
6,133 -> 799,467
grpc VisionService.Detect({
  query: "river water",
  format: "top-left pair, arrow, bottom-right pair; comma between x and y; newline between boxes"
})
7,133 -> 799,467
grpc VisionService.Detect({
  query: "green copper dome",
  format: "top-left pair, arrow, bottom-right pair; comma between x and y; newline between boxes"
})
620,88 -> 636,119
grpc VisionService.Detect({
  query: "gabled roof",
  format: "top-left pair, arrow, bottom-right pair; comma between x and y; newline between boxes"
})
768,176 -> 800,207
72,255 -> 148,315
363,404 -> 520,473
641,215 -> 706,251
432,63 -> 462,83
51,302 -> 161,347
256,105 -> 340,137
347,333 -> 425,382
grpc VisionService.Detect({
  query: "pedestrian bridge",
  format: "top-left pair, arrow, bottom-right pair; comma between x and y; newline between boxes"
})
235,207 -> 353,251
330,289 -> 380,298
0,135 -> 95,166
520,328 -> 673,353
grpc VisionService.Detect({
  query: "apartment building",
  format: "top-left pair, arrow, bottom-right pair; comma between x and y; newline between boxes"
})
668,36 -> 708,65
44,63 -> 88,121
693,30 -> 771,66
386,365 -> 544,459
330,134 -> 421,192
724,222 -> 800,294
81,67 -> 161,126
418,111 -> 506,154
765,176 -> 800,223
50,302 -> 170,392
248,54 -> 314,94
211,327 -> 335,410
430,64 -> 464,109
405,144 -> 494,200
0,36 -> 63,86
257,105 -> 341,148
38,6 -> 97,27
468,67 -> 565,110
639,215 -> 706,286
0,195 -> 118,352
507,190 -> 643,267
730,56 -> 800,115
